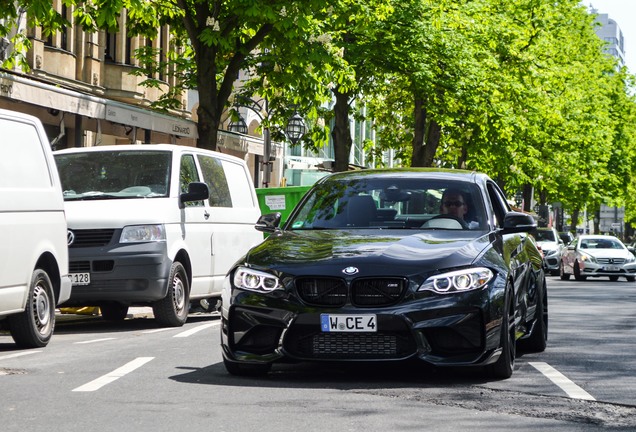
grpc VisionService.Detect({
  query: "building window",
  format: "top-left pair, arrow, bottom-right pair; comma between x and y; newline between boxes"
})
105,31 -> 116,62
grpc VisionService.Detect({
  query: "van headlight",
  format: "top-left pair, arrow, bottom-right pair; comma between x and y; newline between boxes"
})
419,267 -> 494,294
120,224 -> 166,243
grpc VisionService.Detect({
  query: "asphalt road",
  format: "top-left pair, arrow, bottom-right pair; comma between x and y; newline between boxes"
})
1,275 -> 635,431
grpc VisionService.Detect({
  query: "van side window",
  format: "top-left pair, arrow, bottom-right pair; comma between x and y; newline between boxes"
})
179,154 -> 203,207
0,119 -> 51,189
197,155 -> 232,207
222,160 -> 256,208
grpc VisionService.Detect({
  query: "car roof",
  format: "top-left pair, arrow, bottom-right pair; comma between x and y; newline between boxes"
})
317,168 -> 487,184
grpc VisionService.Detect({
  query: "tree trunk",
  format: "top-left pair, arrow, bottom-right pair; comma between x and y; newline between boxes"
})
570,208 -> 580,234
332,88 -> 353,172
195,46 -> 220,151
411,96 -> 441,167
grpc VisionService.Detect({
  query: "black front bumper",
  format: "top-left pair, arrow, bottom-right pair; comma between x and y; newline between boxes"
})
221,289 -> 504,368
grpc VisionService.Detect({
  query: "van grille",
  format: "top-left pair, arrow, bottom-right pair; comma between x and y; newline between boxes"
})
68,229 -> 115,248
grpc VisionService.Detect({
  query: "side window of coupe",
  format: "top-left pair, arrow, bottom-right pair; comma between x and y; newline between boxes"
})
486,182 -> 507,228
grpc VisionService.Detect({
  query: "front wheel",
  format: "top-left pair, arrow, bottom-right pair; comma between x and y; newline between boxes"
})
573,262 -> 587,281
153,261 -> 189,327
486,291 -> 515,379
8,269 -> 55,348
609,276 -> 619,282
626,276 -> 636,282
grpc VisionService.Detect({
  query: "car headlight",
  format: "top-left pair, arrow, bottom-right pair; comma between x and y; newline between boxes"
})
233,267 -> 281,292
625,254 -> 635,263
419,267 -> 494,294
579,252 -> 596,263
120,224 -> 166,243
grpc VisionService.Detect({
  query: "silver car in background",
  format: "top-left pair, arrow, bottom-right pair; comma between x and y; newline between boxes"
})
560,234 -> 636,282
534,227 -> 564,276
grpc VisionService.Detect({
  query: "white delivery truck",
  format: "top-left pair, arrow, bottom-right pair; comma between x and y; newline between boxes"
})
53,144 -> 263,326
0,109 -> 72,347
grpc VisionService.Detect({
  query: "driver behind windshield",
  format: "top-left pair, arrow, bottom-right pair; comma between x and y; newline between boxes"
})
441,188 -> 479,229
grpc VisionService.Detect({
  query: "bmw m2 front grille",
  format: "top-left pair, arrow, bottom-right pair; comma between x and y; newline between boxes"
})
295,277 -> 407,307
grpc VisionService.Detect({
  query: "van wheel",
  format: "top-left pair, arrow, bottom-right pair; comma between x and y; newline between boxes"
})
153,261 -> 189,327
8,269 -> 55,348
100,303 -> 129,321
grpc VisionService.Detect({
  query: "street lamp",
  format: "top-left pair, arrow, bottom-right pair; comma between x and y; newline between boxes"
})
227,117 -> 248,135
285,112 -> 307,145
226,97 -> 306,188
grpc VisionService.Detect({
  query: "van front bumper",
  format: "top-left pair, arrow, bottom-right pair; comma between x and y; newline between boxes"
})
66,241 -> 172,305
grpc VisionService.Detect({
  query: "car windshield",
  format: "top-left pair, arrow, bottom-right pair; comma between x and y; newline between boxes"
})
286,177 -> 487,230
535,230 -> 556,242
580,238 -> 624,250
54,151 -> 171,200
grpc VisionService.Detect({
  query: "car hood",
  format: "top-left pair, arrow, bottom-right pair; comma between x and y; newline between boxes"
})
583,248 -> 633,260
537,240 -> 559,250
244,229 -> 494,277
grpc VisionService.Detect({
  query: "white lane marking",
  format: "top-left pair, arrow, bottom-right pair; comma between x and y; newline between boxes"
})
74,338 -> 116,344
0,351 -> 42,361
142,328 -> 173,334
173,322 -> 219,338
72,357 -> 154,392
529,362 -> 596,400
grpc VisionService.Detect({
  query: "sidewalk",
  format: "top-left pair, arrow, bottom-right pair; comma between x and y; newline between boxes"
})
55,307 -> 155,322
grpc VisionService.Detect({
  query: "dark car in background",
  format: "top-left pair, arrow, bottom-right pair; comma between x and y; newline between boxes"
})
221,169 -> 548,379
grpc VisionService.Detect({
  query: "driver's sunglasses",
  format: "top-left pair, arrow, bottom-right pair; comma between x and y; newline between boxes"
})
443,200 -> 465,207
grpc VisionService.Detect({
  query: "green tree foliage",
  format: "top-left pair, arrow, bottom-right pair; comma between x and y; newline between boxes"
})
1,0 -> 635,224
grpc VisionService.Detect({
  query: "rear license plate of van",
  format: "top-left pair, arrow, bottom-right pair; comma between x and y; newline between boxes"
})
320,314 -> 377,332
69,273 -> 90,285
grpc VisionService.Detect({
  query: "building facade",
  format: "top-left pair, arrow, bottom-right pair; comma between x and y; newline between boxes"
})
0,4 -> 270,186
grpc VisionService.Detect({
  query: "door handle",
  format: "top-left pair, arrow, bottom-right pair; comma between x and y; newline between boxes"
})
204,210 -> 210,220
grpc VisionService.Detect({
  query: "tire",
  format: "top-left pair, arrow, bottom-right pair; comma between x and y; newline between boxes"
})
559,261 -> 570,281
8,269 -> 55,348
223,357 -> 271,376
486,290 -> 515,379
549,269 -> 559,277
518,284 -> 548,353
100,303 -> 129,321
626,276 -> 636,282
153,261 -> 189,327
573,262 -> 587,281
609,276 -> 619,282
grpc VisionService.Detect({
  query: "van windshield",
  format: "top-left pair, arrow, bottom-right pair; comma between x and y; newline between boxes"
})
54,151 -> 171,200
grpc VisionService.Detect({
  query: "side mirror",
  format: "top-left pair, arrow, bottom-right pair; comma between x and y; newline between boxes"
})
255,213 -> 282,233
502,211 -> 536,234
180,182 -> 209,208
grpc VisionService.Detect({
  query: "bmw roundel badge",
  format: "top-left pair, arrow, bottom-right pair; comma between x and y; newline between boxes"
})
342,266 -> 359,275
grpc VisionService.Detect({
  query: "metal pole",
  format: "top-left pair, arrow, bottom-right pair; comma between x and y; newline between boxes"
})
262,127 -> 271,188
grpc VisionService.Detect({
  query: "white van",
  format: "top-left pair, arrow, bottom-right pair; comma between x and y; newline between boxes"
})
53,144 -> 263,326
0,109 -> 72,347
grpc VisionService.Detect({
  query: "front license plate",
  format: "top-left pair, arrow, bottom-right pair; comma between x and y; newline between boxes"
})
320,314 -> 377,332
69,273 -> 90,286
605,266 -> 620,272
